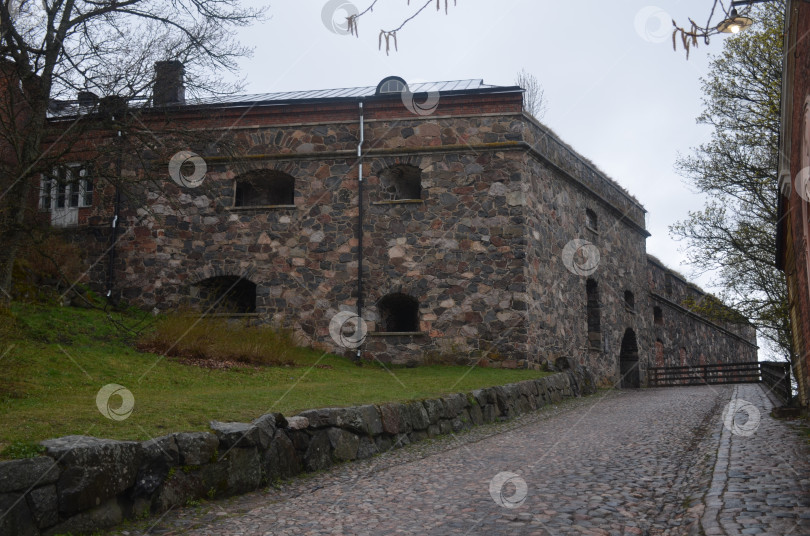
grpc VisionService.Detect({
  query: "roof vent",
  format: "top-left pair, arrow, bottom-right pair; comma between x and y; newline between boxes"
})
376,76 -> 408,95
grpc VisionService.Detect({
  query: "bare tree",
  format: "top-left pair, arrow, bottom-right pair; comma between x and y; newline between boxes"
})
515,69 -> 547,120
0,0 -> 266,308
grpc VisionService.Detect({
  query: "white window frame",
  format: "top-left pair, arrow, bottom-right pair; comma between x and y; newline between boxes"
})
39,164 -> 93,211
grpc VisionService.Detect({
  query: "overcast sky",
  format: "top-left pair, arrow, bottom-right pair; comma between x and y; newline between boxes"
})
226,1 -> 740,291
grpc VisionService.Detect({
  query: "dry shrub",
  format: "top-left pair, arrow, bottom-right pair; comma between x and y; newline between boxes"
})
13,235 -> 85,301
139,313 -> 302,366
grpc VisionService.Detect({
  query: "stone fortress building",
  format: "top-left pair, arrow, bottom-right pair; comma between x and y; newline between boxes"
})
43,65 -> 757,386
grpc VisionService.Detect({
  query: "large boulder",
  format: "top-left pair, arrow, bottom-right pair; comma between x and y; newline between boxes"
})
40,435 -> 141,516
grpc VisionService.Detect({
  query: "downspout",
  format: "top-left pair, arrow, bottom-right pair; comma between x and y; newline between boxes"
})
106,117 -> 123,302
356,100 -> 365,359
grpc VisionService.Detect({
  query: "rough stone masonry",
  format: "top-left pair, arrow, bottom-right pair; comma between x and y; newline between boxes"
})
47,74 -> 757,385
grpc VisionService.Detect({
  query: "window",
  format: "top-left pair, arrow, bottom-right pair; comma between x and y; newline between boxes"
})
378,293 -> 419,332
586,279 -> 601,350
193,276 -> 256,314
40,165 -> 93,210
664,274 -> 673,295
653,306 -> 663,326
379,164 -> 422,201
585,208 -> 598,231
234,171 -> 295,207
376,76 -> 408,95
624,290 -> 635,311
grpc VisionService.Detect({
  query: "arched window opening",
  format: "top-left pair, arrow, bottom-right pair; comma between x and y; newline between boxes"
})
653,306 -> 663,326
619,328 -> 640,388
378,293 -> 419,332
234,170 -> 295,207
624,290 -> 635,311
380,164 -> 422,201
193,276 -> 256,314
586,279 -> 601,350
376,76 -> 408,95
585,208 -> 598,230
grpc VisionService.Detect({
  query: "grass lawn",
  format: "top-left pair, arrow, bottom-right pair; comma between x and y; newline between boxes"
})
0,303 -> 548,458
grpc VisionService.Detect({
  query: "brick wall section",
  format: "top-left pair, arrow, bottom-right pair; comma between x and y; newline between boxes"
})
784,0 -> 810,406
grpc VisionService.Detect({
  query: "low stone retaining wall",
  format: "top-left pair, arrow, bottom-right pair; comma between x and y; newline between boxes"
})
0,367 -> 596,536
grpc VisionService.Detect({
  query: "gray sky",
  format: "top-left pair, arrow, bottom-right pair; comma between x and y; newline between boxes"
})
228,1 -> 734,290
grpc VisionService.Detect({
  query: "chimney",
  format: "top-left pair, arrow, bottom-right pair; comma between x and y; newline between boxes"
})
77,90 -> 98,108
153,61 -> 185,106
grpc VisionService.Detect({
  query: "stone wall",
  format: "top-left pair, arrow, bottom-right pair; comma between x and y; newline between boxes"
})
51,88 -> 758,379
0,369 -> 595,536
647,257 -> 758,368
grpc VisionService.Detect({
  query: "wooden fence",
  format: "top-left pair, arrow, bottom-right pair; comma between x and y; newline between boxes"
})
648,361 -> 792,404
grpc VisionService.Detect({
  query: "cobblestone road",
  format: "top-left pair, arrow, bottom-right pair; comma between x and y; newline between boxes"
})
116,384 -> 810,536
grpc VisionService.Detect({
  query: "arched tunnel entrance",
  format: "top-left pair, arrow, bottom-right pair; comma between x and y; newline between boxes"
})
619,328 -> 640,388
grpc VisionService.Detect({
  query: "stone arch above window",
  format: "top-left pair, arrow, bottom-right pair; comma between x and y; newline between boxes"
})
653,306 -> 663,326
585,208 -> 598,231
192,276 -> 256,313
378,293 -> 419,333
234,170 -> 295,207
379,164 -> 422,201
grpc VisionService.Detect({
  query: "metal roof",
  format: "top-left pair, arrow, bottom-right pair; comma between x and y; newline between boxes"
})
47,79 -> 516,118
188,79 -> 505,106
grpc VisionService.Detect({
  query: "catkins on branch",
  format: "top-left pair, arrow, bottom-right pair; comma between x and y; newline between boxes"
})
379,30 -> 398,55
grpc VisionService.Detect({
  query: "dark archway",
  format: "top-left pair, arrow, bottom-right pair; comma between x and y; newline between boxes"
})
619,328 -> 640,388
378,293 -> 419,332
234,170 -> 295,206
193,276 -> 256,313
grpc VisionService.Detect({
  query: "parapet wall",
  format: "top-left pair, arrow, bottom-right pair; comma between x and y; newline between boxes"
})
647,257 -> 758,368
0,368 -> 596,536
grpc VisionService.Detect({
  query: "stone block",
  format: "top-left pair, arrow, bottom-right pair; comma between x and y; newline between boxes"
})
0,492 -> 37,536
43,497 -> 122,536
379,403 -> 408,435
304,431 -> 332,472
262,431 -> 301,482
422,398 -> 445,424
26,485 -> 58,529
285,416 -> 309,431
326,428 -> 359,461
0,457 -> 59,493
223,448 -> 261,495
173,432 -> 219,465
404,401 -> 430,430
210,421 -> 261,449
356,437 -> 379,460
40,436 -> 141,516
252,413 -> 284,449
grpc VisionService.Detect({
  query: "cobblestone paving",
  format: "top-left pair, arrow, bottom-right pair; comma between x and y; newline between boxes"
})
112,385 -> 810,536
701,383 -> 810,536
